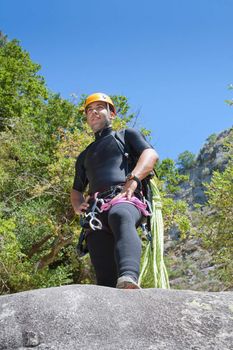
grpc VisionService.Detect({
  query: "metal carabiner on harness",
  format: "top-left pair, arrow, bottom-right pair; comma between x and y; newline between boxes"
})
141,223 -> 153,243
94,198 -> 105,213
143,198 -> 153,216
88,213 -> 103,230
84,197 -> 104,230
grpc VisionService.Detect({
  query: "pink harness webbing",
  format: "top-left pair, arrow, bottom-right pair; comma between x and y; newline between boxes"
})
100,195 -> 151,217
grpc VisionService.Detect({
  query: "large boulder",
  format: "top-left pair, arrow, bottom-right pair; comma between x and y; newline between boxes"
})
0,285 -> 233,350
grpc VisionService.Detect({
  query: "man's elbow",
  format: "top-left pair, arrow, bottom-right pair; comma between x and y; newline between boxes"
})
154,149 -> 159,163
146,148 -> 159,166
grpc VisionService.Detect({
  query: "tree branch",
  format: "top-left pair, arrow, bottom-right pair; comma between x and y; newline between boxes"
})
27,234 -> 53,258
35,235 -> 73,270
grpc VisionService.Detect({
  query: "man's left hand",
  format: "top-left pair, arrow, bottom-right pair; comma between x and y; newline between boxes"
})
113,180 -> 138,201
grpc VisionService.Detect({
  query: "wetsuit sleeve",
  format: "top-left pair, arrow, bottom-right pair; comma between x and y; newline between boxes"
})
124,128 -> 153,157
72,150 -> 88,192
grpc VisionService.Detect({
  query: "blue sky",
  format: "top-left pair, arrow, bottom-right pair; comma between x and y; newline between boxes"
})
1,0 -> 232,160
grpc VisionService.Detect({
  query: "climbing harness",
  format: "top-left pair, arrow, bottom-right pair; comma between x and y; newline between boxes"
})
100,195 -> 152,217
76,185 -> 152,257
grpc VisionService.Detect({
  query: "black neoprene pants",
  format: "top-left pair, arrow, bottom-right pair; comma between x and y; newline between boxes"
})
86,203 -> 142,288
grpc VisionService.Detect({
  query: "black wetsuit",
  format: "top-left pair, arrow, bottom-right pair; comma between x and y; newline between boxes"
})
73,127 -> 153,287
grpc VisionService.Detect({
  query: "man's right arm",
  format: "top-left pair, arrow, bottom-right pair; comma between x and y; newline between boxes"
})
70,189 -> 89,215
71,150 -> 89,215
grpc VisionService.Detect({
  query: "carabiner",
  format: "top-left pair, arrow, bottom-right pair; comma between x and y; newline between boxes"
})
144,199 -> 153,216
95,198 -> 105,213
89,215 -> 103,230
141,223 -> 153,242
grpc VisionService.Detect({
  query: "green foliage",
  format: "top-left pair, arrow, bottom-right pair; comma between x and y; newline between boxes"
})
0,217 -> 73,294
162,197 -> 191,239
0,217 -> 27,294
0,36 -> 139,294
225,83 -> 233,106
156,158 -> 188,194
0,31 -> 8,47
152,158 -> 192,244
111,95 -> 134,122
176,150 -> 196,172
0,35 -> 192,294
198,157 -> 233,288
205,133 -> 217,145
149,159 -> 191,239
0,39 -> 48,131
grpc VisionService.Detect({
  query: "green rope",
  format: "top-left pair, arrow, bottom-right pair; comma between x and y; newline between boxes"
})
139,177 -> 170,289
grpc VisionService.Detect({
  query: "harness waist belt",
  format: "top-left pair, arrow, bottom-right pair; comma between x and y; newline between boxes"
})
90,184 -> 142,200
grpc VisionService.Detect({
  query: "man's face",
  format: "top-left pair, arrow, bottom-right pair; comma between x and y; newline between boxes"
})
85,101 -> 114,133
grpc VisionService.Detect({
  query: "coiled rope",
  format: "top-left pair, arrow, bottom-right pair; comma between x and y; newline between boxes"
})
139,177 -> 170,289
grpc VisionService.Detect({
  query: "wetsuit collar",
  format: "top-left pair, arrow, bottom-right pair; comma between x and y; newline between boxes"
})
94,126 -> 113,140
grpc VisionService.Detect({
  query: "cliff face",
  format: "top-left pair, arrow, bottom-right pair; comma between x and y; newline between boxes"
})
1,285 -> 233,350
175,127 -> 232,207
165,127 -> 232,292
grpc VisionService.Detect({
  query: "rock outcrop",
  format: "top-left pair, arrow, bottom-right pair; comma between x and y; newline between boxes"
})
1,285 -> 233,350
175,127 -> 232,207
166,128 -> 233,291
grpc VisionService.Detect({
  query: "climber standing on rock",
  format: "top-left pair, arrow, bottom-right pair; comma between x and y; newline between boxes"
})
71,93 -> 158,289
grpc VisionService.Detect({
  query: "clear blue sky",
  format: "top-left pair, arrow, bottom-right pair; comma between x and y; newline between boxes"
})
1,0 -> 232,160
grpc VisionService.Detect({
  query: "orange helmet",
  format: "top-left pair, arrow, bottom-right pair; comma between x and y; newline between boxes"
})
84,92 -> 116,114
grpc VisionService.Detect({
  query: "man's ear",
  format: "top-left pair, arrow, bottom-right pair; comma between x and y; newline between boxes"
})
110,111 -> 116,120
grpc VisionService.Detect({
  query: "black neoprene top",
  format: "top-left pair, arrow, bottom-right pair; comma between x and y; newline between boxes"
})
72,127 -> 153,194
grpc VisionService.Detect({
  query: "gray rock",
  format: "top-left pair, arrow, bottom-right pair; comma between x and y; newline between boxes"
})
168,224 -> 180,240
175,127 -> 232,208
1,285 -> 233,350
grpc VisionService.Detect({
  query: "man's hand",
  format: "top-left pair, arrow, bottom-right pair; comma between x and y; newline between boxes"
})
112,148 -> 158,202
75,201 -> 90,215
113,180 -> 138,201
71,190 -> 90,215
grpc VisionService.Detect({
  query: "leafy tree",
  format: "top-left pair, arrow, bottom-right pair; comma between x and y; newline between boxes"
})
156,158 -> 188,194
0,37 -> 140,293
205,133 -> 217,145
0,38 -> 48,131
198,129 -> 233,288
154,159 -> 191,241
225,84 -> 233,106
0,35 -> 191,294
176,151 -> 196,172
0,31 -> 8,47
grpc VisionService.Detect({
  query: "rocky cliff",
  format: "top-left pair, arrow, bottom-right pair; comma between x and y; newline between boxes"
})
165,127 -> 232,292
175,127 -> 232,207
1,285 -> 233,350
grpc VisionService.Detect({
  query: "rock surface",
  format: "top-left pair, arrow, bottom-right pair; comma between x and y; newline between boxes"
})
175,127 -> 232,207
166,127 -> 233,291
1,285 -> 233,350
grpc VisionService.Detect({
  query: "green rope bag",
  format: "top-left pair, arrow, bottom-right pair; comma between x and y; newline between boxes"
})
139,177 -> 170,289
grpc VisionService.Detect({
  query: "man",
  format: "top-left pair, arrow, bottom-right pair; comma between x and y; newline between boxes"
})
71,92 -> 158,289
